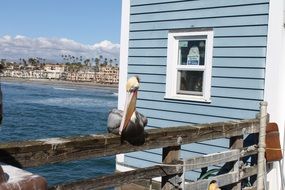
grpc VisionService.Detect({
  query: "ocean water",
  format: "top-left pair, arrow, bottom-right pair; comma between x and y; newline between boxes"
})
0,81 -> 118,187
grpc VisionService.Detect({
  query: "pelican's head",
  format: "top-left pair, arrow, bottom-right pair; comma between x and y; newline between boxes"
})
119,76 -> 140,135
126,76 -> 140,92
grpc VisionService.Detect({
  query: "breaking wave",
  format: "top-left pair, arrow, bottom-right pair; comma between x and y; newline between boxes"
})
53,87 -> 76,91
30,97 -> 117,108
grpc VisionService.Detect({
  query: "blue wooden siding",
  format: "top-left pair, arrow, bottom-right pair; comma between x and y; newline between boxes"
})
123,0 -> 269,180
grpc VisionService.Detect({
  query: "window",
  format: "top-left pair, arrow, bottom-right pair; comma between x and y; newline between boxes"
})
165,30 -> 214,102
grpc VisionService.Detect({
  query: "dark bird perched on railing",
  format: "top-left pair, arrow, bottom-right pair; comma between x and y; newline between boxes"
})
107,76 -> 147,144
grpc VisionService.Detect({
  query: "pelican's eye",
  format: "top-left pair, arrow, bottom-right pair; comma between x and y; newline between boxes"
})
129,85 -> 139,92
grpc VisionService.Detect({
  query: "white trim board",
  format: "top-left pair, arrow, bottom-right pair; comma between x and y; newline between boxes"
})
264,0 -> 285,189
116,0 -> 130,164
116,163 -> 162,182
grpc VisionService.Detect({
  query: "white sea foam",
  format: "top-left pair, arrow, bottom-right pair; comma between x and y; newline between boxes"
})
53,87 -> 76,91
31,97 -> 117,107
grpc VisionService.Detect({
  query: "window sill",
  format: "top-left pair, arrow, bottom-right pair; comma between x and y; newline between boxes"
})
164,95 -> 211,103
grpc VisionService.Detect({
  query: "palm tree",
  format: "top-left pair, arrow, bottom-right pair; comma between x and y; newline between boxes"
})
104,58 -> 108,65
28,58 -> 37,66
22,59 -> 27,66
84,59 -> 90,67
99,55 -> 103,64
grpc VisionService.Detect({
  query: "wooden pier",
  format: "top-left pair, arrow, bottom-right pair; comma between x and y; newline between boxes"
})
0,103 -> 268,190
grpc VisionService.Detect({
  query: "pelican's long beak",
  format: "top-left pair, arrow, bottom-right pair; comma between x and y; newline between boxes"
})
119,89 -> 137,135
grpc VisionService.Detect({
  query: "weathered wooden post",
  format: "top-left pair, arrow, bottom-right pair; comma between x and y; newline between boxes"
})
217,135 -> 243,189
230,135 -> 243,190
161,146 -> 181,190
257,101 -> 268,190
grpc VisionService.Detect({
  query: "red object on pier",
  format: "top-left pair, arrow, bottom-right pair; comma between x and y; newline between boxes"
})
265,122 -> 283,162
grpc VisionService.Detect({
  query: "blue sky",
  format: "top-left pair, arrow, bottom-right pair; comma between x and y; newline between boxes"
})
0,0 -> 122,61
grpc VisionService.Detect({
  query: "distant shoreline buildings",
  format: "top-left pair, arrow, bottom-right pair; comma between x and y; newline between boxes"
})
0,59 -> 119,84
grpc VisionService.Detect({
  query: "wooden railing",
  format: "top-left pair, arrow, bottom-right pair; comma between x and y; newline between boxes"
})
0,103 -> 267,190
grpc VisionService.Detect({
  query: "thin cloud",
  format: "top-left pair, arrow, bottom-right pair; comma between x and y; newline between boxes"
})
0,35 -> 120,61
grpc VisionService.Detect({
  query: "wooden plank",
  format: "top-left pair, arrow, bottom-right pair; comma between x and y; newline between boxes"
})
129,37 -> 267,48
131,0 -> 183,6
128,56 -> 266,68
240,165 -> 258,179
184,149 -> 240,171
161,146 -> 181,189
130,15 -> 268,31
125,142 -> 229,167
214,67 -> 265,79
131,4 -> 269,23
243,187 -> 257,190
128,65 -> 265,79
208,88 -> 263,100
136,97 -> 258,119
129,48 -> 167,57
129,74 -> 264,90
146,117 -> 196,128
47,162 -> 258,190
241,166 -> 258,190
128,65 -> 166,75
0,119 -> 259,168
213,37 -> 267,47
217,136 -> 243,178
128,47 -> 267,57
130,0 -> 268,13
212,57 -> 265,68
137,96 -> 261,111
47,165 -> 258,190
230,136 -> 244,190
185,171 -> 239,190
128,56 -> 167,66
136,103 -> 258,124
124,145 -> 258,178
138,91 -> 261,108
133,74 -> 166,83
136,107 -> 257,124
48,165 -> 183,190
213,47 -> 266,57
212,78 -> 264,90
129,26 -> 269,40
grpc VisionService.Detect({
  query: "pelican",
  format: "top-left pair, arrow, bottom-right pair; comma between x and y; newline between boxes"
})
107,76 -> 147,143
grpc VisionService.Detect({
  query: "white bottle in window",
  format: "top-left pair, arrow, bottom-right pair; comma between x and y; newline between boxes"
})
187,46 -> 199,65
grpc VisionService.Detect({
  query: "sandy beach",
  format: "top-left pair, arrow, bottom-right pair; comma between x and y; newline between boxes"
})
0,77 -> 119,91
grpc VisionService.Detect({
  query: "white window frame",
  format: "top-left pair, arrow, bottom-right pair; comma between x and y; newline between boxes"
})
165,30 -> 214,102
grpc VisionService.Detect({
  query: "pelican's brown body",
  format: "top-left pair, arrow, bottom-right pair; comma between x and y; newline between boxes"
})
107,76 -> 147,144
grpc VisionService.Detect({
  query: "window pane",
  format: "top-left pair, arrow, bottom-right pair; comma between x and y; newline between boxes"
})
177,71 -> 203,95
178,40 -> 206,65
